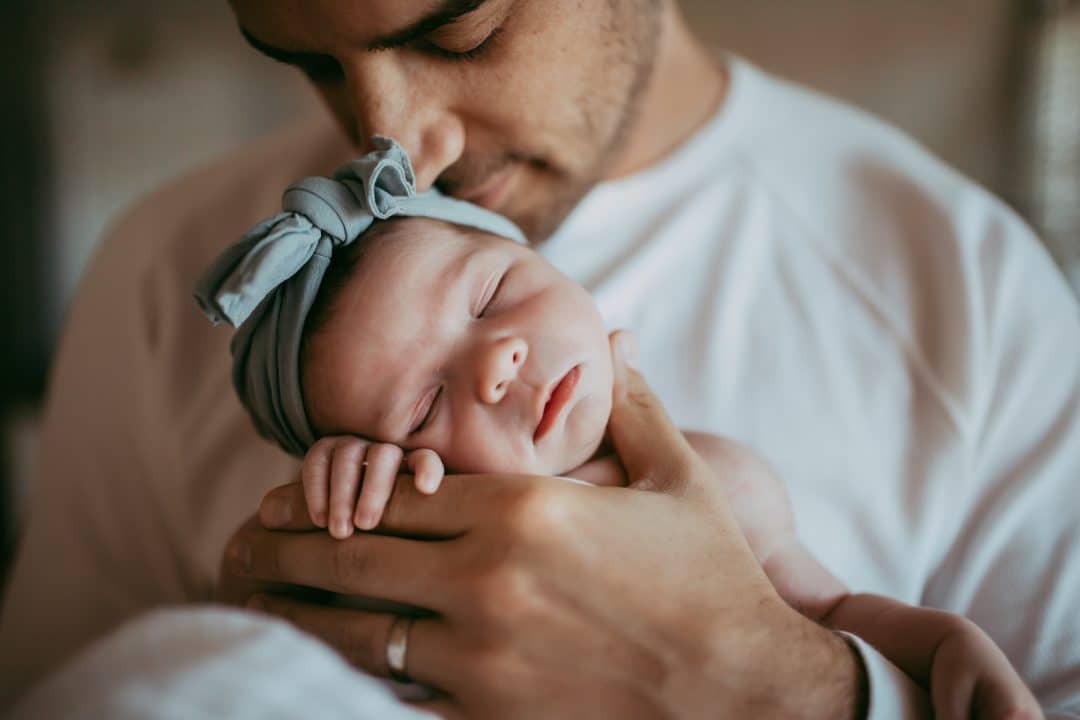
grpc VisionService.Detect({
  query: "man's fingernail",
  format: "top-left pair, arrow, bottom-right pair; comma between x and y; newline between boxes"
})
261,497 -> 292,527
228,539 -> 251,575
617,332 -> 639,368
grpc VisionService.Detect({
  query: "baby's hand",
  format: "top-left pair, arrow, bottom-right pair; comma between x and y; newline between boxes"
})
930,615 -> 1042,720
301,436 -> 444,539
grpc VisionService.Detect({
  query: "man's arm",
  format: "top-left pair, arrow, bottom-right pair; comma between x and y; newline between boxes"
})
0,205 -> 171,703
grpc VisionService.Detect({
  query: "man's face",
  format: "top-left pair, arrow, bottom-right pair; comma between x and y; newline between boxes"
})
301,219 -> 614,476
229,0 -> 661,240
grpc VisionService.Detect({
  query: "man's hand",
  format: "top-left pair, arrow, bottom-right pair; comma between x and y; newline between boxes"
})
218,331 -> 867,719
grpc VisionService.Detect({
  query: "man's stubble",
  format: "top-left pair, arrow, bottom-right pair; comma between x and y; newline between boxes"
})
443,0 -> 663,243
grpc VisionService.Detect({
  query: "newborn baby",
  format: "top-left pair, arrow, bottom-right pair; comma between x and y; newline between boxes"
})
196,139 -> 1038,719
297,216 -> 1036,720
298,216 -> 616,532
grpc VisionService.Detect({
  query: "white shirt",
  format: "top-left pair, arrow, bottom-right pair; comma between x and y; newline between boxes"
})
543,58 -> 1080,717
2,58 -> 1077,718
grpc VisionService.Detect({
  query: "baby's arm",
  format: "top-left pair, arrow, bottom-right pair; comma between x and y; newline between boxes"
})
682,432 -> 848,617
302,436 -> 444,538
685,433 -> 1040,718
825,595 -> 1041,719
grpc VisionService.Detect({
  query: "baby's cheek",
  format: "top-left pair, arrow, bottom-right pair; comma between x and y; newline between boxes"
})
441,430 -> 540,475
559,395 -> 609,472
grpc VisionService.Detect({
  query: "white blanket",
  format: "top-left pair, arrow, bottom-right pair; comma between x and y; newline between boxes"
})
10,607 -> 432,720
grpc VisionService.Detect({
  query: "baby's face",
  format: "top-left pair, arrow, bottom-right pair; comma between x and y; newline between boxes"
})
302,219 -> 613,476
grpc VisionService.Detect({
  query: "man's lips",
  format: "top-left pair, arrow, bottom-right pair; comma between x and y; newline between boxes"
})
453,164 -> 517,210
534,365 -> 581,443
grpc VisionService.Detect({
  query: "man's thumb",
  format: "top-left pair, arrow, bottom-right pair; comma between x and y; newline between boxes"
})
607,331 -> 699,494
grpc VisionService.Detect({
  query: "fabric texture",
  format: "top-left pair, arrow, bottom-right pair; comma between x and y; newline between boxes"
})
2,57 -> 1078,718
193,135 -> 526,456
9,608 -> 435,720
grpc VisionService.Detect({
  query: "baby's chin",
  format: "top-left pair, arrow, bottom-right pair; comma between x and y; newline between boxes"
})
544,401 -> 609,476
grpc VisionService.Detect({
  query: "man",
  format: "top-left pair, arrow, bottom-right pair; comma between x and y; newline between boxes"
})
3,0 -> 1078,717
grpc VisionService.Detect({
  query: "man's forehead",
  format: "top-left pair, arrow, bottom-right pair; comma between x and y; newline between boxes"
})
231,0 -> 488,50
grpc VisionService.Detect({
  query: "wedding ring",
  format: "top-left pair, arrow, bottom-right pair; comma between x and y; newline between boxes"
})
386,616 -> 413,682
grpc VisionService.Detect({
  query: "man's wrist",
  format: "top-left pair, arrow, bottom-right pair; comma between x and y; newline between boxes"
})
822,628 -> 870,720
771,612 -> 868,720
682,601 -> 869,719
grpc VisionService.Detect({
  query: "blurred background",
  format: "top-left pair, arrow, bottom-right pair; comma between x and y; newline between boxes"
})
1,0 -> 1078,589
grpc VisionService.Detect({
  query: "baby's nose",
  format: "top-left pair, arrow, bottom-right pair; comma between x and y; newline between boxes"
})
478,336 -> 528,405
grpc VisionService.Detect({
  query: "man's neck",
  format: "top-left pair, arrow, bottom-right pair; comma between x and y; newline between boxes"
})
605,8 -> 728,181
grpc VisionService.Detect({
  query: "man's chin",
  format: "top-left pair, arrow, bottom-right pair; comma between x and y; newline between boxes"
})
500,171 -> 595,242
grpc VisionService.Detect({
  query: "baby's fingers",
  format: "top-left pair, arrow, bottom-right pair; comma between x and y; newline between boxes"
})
328,438 -> 368,539
302,437 -> 343,528
407,449 -> 445,494
354,444 -> 404,530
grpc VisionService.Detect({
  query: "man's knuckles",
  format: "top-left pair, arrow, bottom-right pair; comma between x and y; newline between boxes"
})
494,484 -> 575,539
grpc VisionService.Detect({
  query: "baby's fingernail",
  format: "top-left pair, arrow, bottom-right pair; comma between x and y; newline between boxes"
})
616,332 -> 639,368
261,497 -> 291,527
417,476 -> 438,494
314,510 -> 327,528
355,512 -> 378,530
333,519 -> 352,537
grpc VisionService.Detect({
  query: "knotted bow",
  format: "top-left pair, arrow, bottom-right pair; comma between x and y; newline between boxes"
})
193,136 -> 526,456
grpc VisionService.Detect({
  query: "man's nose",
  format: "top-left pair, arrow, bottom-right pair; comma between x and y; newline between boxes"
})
342,54 -> 465,191
477,336 -> 529,405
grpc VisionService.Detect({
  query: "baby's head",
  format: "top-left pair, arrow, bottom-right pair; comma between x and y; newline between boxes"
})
299,217 -> 613,476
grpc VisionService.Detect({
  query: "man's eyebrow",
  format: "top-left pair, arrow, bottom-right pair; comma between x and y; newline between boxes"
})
367,0 -> 491,51
240,28 -> 324,66
238,0 -> 490,64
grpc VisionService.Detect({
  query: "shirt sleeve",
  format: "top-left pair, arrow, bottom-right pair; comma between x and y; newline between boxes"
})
837,632 -> 931,719
0,204 -> 192,706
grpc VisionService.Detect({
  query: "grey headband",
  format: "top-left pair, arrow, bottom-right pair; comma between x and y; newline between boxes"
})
194,136 -> 526,456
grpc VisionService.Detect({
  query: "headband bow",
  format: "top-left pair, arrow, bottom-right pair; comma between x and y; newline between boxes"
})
194,136 -> 526,456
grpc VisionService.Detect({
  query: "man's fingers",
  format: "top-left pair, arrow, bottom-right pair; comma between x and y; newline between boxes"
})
410,698 -> 463,720
248,597 -> 458,690
231,524 -> 456,610
606,330 -> 701,493
260,482 -> 319,531
261,473 -> 535,537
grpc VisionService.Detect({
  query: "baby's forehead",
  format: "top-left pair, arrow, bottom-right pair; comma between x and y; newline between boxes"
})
361,217 -> 515,273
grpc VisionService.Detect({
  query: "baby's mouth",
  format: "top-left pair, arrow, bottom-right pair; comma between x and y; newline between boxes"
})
534,365 -> 582,443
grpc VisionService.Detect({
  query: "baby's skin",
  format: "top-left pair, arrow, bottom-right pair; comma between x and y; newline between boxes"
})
297,217 -> 1041,720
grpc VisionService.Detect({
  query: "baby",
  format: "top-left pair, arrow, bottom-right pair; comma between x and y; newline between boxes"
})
296,217 -> 1038,719
195,140 -> 1039,718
